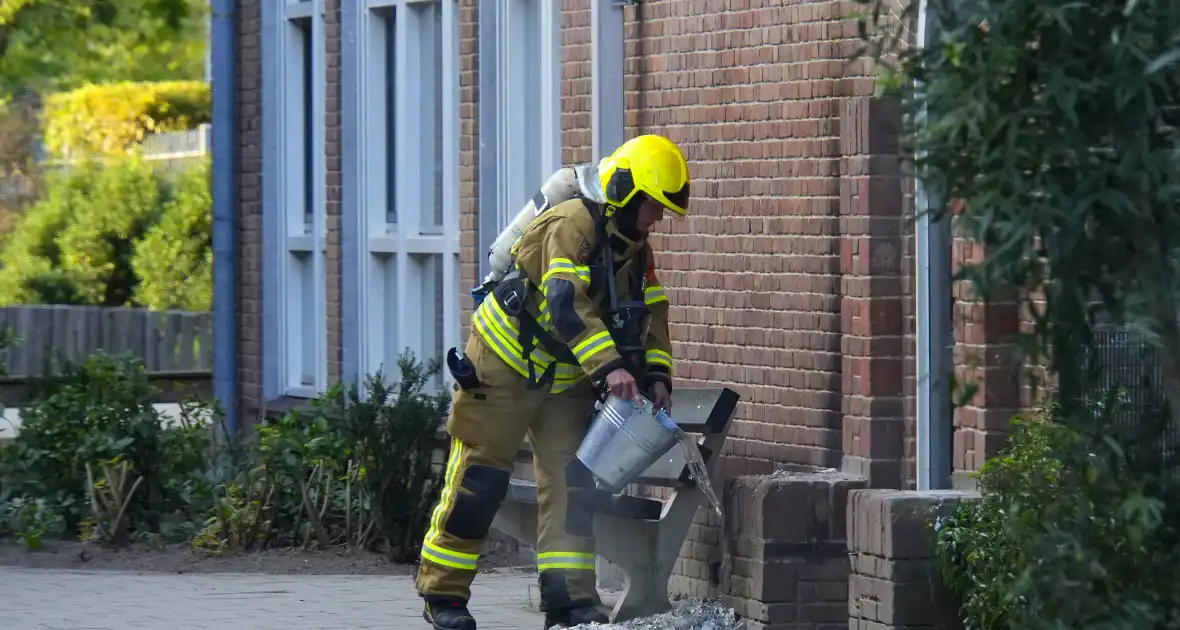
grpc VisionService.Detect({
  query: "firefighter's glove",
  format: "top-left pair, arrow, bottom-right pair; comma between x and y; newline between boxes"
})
647,380 -> 672,414
605,367 -> 641,404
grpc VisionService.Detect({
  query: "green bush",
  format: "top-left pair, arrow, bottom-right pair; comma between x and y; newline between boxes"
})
54,159 -> 164,306
195,353 -> 449,561
0,164 -> 94,304
0,349 -> 446,557
0,156 -> 211,308
132,159 -> 212,311
935,401 -> 1180,630
0,353 -> 214,539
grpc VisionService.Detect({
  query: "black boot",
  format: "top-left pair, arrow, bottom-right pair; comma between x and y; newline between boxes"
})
543,605 -> 609,628
423,598 -> 477,630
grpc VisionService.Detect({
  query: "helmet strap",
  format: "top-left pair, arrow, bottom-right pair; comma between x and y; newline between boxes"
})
611,194 -> 647,241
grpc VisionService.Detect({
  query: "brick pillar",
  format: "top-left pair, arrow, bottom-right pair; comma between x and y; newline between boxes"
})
839,97 -> 907,489
325,0 -> 343,384
952,238 -> 1022,485
236,0 -> 264,416
848,489 -> 973,630
726,472 -> 866,630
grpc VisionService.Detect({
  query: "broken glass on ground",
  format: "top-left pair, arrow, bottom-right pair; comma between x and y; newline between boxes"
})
568,600 -> 742,630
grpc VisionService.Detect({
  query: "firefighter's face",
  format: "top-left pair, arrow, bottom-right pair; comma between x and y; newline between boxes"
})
635,199 -> 666,234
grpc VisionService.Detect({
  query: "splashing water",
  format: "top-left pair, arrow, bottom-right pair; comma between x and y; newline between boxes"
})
567,600 -> 742,630
672,427 -> 723,522
671,427 -> 733,595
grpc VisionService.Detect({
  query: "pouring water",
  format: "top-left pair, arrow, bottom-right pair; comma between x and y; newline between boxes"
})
669,424 -> 732,595
576,395 -> 734,595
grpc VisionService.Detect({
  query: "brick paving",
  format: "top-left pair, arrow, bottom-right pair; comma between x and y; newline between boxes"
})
0,567 -> 545,629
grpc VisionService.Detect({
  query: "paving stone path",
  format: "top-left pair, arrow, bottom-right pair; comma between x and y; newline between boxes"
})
0,567 -> 545,629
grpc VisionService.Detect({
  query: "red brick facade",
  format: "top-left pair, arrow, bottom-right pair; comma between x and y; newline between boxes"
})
236,0 -> 262,415
233,0 -> 1017,611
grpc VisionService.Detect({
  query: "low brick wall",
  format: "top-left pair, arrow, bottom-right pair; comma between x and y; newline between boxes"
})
847,490 -> 978,630
722,471 -> 867,630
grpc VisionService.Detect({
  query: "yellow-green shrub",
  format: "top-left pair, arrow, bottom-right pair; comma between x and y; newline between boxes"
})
0,157 -> 173,307
42,81 -> 210,158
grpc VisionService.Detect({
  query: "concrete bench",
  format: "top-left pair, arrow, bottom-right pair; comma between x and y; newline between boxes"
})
491,387 -> 740,622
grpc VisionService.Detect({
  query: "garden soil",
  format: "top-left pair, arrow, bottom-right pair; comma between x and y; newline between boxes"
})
0,539 -> 529,576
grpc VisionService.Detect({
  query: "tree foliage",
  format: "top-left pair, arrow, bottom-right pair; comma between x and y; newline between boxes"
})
860,0 -> 1180,429
132,159 -> 212,311
936,402 -> 1180,630
0,0 -> 208,104
42,81 -> 210,158
0,97 -> 44,237
0,157 -> 210,308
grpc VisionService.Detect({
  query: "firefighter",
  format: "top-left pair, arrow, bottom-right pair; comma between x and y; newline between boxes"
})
418,134 -> 690,630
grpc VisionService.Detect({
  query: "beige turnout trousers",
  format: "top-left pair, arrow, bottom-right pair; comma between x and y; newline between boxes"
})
416,334 -> 602,612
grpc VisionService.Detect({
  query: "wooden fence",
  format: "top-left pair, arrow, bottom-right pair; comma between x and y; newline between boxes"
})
0,306 -> 212,404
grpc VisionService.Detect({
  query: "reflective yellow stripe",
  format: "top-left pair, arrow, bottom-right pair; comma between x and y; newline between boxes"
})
474,300 -> 559,373
644,285 -> 668,305
542,258 -> 592,284
422,541 -> 479,571
484,297 -> 557,363
475,306 -> 531,364
474,314 -> 542,382
549,363 -> 586,394
420,441 -> 480,571
474,285 -> 602,387
537,551 -> 596,572
549,379 -> 583,394
572,330 -> 615,363
421,441 -> 479,570
474,301 -> 595,393
646,348 -> 673,372
424,439 -> 465,545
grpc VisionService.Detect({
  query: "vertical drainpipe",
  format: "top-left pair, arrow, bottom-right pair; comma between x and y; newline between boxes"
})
914,0 -> 953,490
211,0 -> 239,437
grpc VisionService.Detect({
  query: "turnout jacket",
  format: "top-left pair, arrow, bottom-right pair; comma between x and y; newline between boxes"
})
471,198 -> 674,394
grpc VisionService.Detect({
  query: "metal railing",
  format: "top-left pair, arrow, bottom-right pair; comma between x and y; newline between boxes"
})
42,124 -> 210,175
1081,325 -> 1178,465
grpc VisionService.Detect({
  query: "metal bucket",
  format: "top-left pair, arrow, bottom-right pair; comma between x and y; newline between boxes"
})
576,394 -> 681,494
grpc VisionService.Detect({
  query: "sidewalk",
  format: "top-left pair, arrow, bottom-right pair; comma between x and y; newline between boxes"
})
0,566 -> 545,629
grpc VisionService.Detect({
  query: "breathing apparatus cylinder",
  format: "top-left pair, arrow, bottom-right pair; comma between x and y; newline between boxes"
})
479,163 -> 608,290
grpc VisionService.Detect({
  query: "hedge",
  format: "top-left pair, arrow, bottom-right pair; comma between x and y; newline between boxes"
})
42,81 -> 210,158
0,157 -> 211,308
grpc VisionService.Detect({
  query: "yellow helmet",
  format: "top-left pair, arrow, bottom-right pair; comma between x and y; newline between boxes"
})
598,134 -> 690,219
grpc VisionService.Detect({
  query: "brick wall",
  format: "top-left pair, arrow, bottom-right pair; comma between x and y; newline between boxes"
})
560,0 -> 885,597
237,0 -> 263,414
619,0 -> 869,476
325,0 -> 343,384
848,489 -> 973,630
839,96 -> 907,490
951,239 -> 1022,486
726,472 -> 865,630
458,0 -> 479,342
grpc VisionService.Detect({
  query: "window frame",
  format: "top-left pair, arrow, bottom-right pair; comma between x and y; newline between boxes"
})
477,0 -> 563,279
261,0 -> 328,400
342,0 -> 462,390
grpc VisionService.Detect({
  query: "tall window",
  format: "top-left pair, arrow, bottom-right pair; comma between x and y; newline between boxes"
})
263,0 -> 327,398
351,0 -> 460,389
494,0 -> 562,229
